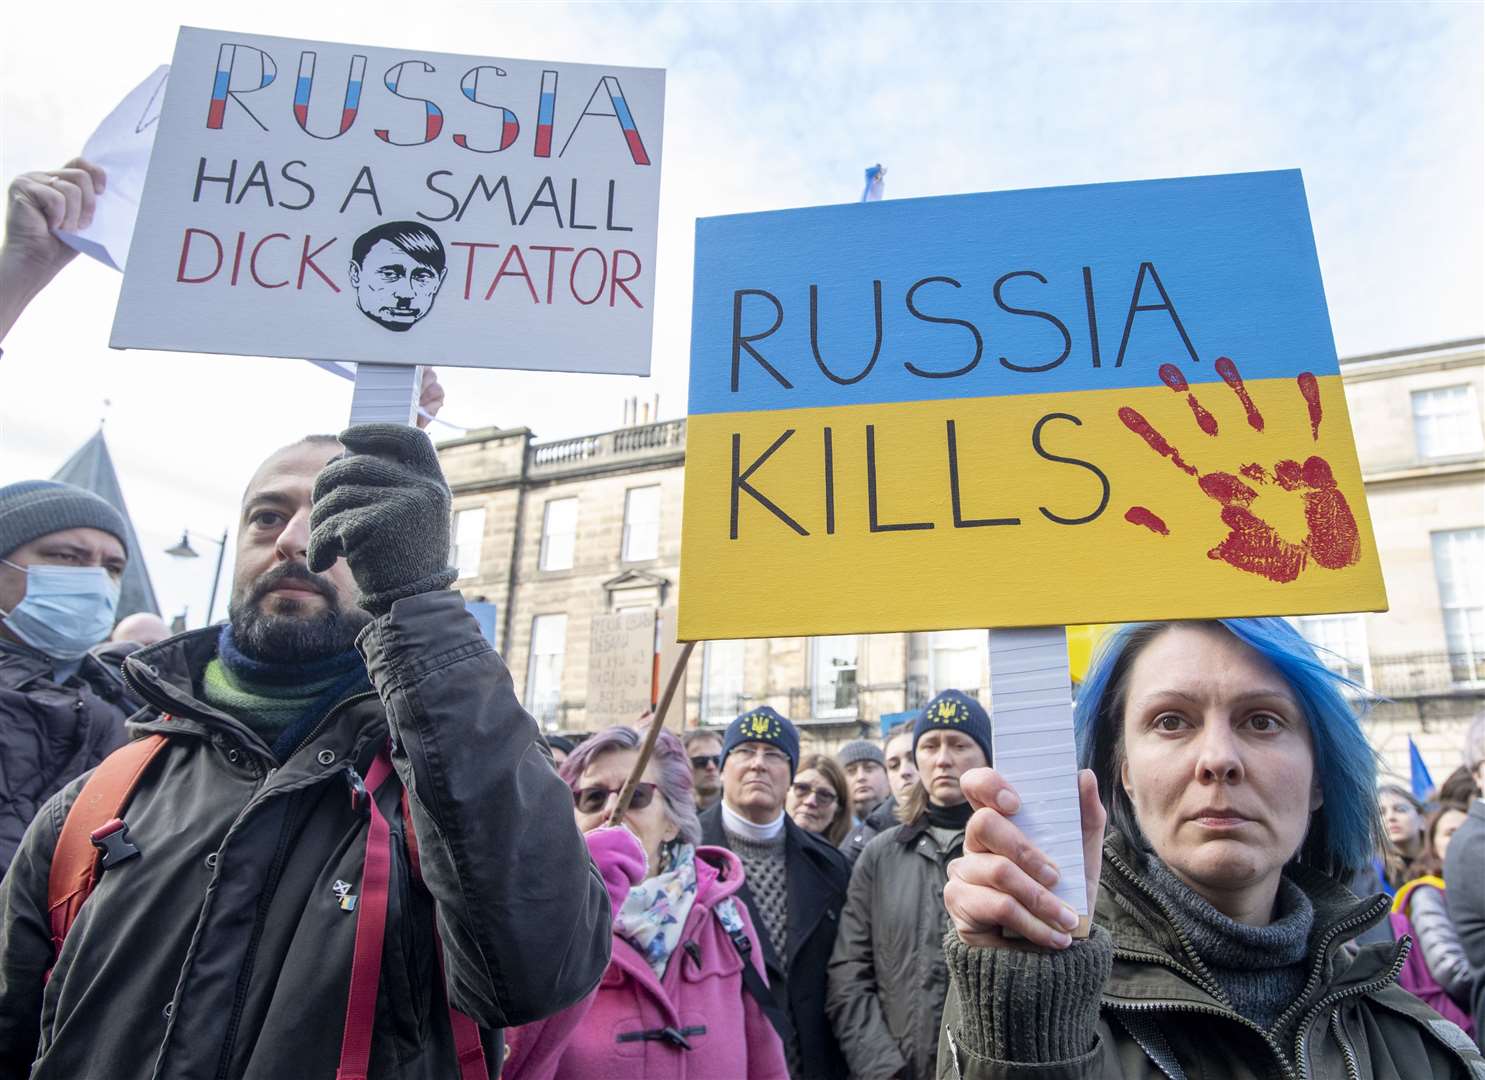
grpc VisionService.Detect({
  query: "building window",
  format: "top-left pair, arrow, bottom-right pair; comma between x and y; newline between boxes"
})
526,614 -> 568,728
539,497 -> 578,572
1412,384 -> 1484,460
700,639 -> 746,724
621,485 -> 661,562
1433,528 -> 1485,683
1291,614 -> 1370,686
450,507 -> 485,579
811,635 -> 859,718
929,629 -> 986,697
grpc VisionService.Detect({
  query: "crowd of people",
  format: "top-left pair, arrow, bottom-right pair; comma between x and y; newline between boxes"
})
2,159 -> 1484,1079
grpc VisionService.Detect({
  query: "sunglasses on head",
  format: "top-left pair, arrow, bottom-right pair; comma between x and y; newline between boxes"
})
690,754 -> 721,769
573,782 -> 658,815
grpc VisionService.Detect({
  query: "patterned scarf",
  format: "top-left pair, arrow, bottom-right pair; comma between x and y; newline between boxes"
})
615,842 -> 701,978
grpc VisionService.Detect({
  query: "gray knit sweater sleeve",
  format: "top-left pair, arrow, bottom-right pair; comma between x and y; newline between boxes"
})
942,927 -> 1113,1064
1409,885 -> 1474,1000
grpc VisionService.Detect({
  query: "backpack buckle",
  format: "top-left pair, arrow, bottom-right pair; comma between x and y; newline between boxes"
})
345,766 -> 368,814
89,818 -> 141,871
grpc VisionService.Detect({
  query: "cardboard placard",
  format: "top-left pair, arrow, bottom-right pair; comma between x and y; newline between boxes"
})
587,609 -> 657,728
678,170 -> 1387,640
112,27 -> 664,374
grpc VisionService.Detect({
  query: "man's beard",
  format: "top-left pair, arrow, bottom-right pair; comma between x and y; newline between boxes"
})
228,562 -> 371,664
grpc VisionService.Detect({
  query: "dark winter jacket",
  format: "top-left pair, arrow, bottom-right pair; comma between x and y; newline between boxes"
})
828,818 -> 960,1080
1445,799 -> 1485,1047
0,589 -> 612,1079
700,802 -> 851,1080
839,795 -> 897,868
937,830 -> 1485,1080
0,638 -> 141,871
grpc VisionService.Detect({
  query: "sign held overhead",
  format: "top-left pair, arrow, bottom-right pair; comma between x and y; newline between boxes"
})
678,170 -> 1387,640
112,27 -> 665,375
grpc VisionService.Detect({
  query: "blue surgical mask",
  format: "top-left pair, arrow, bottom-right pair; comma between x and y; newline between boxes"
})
0,559 -> 121,661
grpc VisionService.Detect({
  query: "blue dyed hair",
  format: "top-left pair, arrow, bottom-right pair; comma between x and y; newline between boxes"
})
1075,618 -> 1381,878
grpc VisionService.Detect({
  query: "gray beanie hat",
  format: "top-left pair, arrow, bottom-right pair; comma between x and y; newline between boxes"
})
0,481 -> 129,560
837,739 -> 886,769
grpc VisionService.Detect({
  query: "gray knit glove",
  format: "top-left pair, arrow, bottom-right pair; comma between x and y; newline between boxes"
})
307,424 -> 457,617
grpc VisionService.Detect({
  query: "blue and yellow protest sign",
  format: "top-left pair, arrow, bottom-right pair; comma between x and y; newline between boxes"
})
677,171 -> 1386,640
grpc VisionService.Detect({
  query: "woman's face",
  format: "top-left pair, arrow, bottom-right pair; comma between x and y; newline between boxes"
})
573,748 -> 677,875
1120,625 -> 1319,920
1381,791 -> 1425,853
787,767 -> 840,835
1434,807 -> 1468,863
916,730 -> 988,807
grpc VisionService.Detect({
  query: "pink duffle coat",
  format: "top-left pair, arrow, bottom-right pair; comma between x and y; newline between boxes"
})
504,842 -> 789,1080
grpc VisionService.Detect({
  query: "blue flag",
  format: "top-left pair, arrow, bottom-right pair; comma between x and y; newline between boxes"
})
1409,736 -> 1435,800
861,163 -> 885,202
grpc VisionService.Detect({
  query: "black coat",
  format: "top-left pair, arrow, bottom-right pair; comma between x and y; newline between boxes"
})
0,639 -> 141,871
1444,799 -> 1485,1049
839,795 -> 898,868
0,589 -> 612,1078
700,801 -> 850,1080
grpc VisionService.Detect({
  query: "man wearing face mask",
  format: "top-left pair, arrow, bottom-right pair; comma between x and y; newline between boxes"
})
0,480 -> 137,870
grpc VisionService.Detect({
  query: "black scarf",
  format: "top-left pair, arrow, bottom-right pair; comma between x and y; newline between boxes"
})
926,799 -> 974,830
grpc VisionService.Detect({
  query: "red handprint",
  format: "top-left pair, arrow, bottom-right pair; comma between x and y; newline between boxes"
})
1119,358 -> 1361,584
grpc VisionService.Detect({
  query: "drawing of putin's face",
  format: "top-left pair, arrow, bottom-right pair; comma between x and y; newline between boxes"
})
348,222 -> 448,332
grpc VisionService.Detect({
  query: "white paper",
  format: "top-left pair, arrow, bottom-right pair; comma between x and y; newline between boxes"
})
988,626 -> 1089,918
58,66 -> 169,271
111,28 -> 664,376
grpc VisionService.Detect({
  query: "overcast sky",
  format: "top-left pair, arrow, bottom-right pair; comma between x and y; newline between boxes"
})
2,1 -> 1481,626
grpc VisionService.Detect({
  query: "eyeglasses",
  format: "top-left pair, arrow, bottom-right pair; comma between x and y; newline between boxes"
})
731,745 -> 790,767
573,782 -> 659,815
789,782 -> 838,806
690,754 -> 721,770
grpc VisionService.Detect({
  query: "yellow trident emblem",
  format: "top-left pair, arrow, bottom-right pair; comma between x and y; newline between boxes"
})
932,699 -> 965,724
743,711 -> 780,739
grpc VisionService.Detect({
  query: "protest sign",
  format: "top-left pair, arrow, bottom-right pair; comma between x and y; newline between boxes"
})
586,609 -> 657,728
111,27 -> 664,375
677,170 -> 1387,641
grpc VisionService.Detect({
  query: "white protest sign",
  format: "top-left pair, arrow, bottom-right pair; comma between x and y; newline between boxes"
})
587,609 -> 657,728
111,28 -> 665,374
59,66 -> 170,271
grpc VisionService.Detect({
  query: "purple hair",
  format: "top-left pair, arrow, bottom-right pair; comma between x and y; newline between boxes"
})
559,726 -> 701,847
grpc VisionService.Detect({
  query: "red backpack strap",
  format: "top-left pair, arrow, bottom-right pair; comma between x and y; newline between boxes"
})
399,788 -> 487,1079
46,732 -> 170,960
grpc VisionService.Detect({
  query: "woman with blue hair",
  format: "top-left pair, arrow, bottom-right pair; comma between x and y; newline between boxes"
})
936,618 -> 1484,1080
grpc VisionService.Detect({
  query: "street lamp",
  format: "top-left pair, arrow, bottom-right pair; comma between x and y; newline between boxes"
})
165,528 -> 229,626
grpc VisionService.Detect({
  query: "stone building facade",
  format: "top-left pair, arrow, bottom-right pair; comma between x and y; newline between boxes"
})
1318,338 -> 1484,781
438,338 -> 1485,770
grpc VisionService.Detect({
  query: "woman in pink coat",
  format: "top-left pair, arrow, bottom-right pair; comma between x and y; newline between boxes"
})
504,726 -> 789,1080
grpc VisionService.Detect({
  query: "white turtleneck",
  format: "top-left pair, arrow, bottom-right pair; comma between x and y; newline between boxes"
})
721,799 -> 785,842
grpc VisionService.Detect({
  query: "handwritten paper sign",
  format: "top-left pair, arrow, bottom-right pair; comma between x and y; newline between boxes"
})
587,609 -> 657,728
112,27 -> 664,374
677,170 -> 1387,640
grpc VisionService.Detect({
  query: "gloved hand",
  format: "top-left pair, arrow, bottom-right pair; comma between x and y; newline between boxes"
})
584,825 -> 648,913
308,424 -> 457,617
